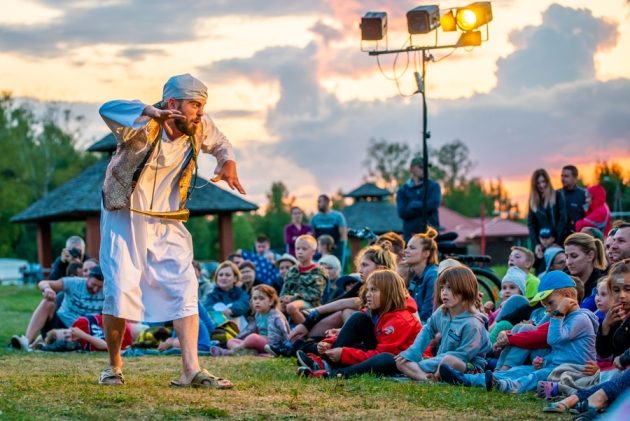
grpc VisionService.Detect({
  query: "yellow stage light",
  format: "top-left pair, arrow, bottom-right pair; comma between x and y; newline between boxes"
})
455,2 -> 493,32
440,10 -> 457,32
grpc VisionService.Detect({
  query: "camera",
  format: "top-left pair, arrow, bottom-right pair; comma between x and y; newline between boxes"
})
347,227 -> 378,243
68,248 -> 82,258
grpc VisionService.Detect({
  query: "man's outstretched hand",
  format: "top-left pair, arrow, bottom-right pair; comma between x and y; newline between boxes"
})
212,160 -> 246,194
142,105 -> 185,138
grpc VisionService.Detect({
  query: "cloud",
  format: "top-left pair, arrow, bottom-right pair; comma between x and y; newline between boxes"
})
202,4 -> 629,199
0,0 -> 328,57
117,47 -> 166,60
494,4 -> 618,94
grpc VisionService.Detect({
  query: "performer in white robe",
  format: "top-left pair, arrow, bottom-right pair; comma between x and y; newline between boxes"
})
98,74 -> 243,388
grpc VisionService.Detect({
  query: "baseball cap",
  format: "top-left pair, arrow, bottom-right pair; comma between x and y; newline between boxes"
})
529,270 -> 576,305
539,228 -> 555,239
162,73 -> 208,102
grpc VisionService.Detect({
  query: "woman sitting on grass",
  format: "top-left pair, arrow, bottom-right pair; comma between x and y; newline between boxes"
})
296,269 -> 420,378
395,266 -> 490,381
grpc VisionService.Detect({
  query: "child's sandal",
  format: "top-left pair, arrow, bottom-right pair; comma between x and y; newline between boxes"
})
543,401 -> 569,413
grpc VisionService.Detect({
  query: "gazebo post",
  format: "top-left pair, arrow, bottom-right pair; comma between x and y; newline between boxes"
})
349,237 -> 361,263
36,221 -> 53,269
85,216 -> 101,260
217,213 -> 234,261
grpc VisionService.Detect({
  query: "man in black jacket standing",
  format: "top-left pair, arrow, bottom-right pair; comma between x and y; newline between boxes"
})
559,165 -> 587,240
396,157 -> 442,242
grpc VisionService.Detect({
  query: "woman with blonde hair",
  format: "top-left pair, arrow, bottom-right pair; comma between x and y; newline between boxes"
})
527,168 -> 567,249
404,227 -> 440,323
564,232 -> 607,311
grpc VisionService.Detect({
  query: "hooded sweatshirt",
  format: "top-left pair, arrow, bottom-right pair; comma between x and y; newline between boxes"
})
538,247 -> 565,278
339,297 -> 421,366
399,306 -> 490,372
544,308 -> 598,367
576,185 -> 611,234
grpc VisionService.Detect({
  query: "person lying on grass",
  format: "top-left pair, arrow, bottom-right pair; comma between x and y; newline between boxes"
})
44,314 -> 135,352
296,269 -> 420,378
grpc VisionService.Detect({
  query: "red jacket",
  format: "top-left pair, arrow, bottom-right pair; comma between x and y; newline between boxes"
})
507,322 -> 550,349
576,185 -> 611,234
340,297 -> 422,366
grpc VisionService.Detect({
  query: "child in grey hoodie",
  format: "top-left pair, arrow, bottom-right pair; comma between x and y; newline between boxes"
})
395,266 -> 490,380
441,271 -> 599,394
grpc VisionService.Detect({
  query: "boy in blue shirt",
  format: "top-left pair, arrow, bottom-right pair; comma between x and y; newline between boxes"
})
441,271 -> 599,394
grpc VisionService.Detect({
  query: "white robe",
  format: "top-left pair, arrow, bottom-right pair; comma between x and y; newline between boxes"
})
99,100 -> 235,322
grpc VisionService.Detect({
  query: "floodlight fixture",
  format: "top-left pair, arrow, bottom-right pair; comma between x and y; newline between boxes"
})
456,2 -> 493,31
360,12 -> 388,41
406,5 -> 441,35
440,10 -> 457,32
457,31 -> 482,47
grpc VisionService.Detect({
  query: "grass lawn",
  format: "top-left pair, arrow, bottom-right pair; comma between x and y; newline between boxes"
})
0,286 -> 568,420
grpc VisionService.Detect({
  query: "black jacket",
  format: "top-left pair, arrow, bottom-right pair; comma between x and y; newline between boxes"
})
396,179 -> 442,241
527,190 -> 568,247
597,317 -> 630,366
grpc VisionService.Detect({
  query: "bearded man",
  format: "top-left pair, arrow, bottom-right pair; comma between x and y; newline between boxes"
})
98,74 -> 243,388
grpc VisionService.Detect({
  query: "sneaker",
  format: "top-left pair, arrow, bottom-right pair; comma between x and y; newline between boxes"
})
485,370 -> 497,392
439,365 -> 471,386
264,344 -> 290,357
10,335 -> 30,351
536,381 -> 559,399
297,366 -> 330,378
296,350 -> 325,371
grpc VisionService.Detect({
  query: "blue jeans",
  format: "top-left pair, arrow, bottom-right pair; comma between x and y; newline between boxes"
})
576,369 -> 630,403
496,323 -> 549,370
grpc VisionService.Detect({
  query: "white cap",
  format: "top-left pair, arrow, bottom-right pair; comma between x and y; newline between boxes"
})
162,73 -> 207,102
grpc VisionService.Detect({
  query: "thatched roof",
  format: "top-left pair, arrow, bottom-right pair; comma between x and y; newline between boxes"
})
341,201 -> 402,234
12,159 -> 258,223
344,182 -> 391,199
87,133 -> 117,153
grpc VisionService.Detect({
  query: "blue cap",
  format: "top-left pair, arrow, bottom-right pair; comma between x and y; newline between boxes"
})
529,270 -> 575,305
539,227 -> 555,239
162,73 -> 207,102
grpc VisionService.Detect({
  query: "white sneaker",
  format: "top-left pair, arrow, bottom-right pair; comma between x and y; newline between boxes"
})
10,335 -> 30,350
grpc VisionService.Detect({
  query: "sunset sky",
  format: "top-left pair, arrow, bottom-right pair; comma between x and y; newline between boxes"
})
2,0 -> 629,212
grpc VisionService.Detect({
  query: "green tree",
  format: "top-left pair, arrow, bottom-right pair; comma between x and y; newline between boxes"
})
436,139 -> 474,192
595,160 -> 629,214
0,94 -> 97,259
256,181 -> 294,250
362,138 -> 414,192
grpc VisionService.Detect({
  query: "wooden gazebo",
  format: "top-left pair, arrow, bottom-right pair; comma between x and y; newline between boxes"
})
11,134 -> 258,268
341,182 -> 402,258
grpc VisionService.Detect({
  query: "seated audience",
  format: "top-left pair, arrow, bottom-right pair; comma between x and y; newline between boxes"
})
11,266 -> 105,351
49,235 -> 88,280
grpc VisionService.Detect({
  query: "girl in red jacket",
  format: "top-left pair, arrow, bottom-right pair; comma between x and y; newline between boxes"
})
576,185 -> 611,235
297,269 -> 421,378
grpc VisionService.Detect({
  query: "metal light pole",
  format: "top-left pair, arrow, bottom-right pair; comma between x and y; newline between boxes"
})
361,2 -> 493,232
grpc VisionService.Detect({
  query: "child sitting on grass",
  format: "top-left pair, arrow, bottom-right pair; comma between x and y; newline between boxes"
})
395,266 -> 490,381
296,270 -> 420,378
280,235 -> 327,324
441,271 -> 598,394
221,285 -> 291,356
508,246 -> 540,301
